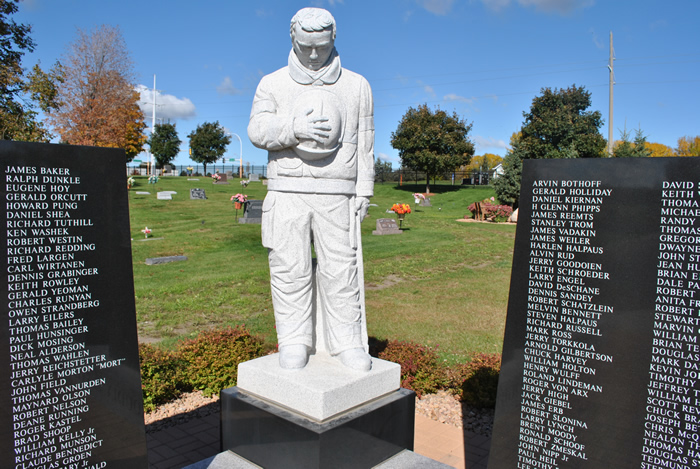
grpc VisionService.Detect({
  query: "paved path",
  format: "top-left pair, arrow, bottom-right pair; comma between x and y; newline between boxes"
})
146,407 -> 491,468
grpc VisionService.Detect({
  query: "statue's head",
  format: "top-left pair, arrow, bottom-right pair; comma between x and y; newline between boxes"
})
290,7 -> 336,72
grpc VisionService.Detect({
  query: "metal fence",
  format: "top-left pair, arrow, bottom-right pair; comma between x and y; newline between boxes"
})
126,164 -> 268,178
125,164 -> 494,186
375,169 -> 496,186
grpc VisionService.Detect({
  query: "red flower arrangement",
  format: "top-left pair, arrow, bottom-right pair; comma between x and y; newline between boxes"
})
391,203 -> 411,215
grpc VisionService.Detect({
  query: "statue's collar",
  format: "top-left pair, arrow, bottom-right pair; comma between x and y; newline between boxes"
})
288,48 -> 341,85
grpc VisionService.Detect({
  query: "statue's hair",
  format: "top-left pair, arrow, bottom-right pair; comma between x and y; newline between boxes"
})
290,7 -> 336,40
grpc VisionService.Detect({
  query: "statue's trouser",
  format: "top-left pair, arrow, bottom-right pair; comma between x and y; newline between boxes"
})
262,191 -> 364,355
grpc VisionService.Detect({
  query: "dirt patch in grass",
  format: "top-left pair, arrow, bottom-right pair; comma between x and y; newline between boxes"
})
366,274 -> 403,290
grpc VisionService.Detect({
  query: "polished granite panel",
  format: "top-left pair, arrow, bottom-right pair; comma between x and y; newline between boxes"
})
221,387 -> 415,469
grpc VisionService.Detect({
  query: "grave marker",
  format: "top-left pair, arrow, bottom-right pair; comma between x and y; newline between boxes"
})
214,173 -> 228,184
1,141 -> 147,468
239,200 -> 262,224
190,188 -> 207,200
489,157 -> 700,468
372,218 -> 402,235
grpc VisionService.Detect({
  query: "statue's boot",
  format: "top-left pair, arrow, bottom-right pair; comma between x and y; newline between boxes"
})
279,344 -> 309,369
338,348 -> 372,372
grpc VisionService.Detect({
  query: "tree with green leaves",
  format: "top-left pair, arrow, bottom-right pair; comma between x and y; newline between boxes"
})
148,123 -> 181,168
188,121 -> 231,174
519,85 -> 606,160
494,85 -> 606,207
390,104 -> 474,193
374,157 -> 392,183
0,1 -> 61,141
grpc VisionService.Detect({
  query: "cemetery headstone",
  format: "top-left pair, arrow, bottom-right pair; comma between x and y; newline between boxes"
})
238,199 -> 262,224
190,188 -> 207,200
1,141 -> 147,468
135,191 -> 150,195
156,192 -> 172,200
214,173 -> 228,184
372,218 -> 402,235
145,256 -> 187,265
489,157 -> 700,468
248,173 -> 260,182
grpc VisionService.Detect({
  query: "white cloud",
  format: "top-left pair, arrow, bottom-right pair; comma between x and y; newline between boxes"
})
589,28 -> 605,49
424,85 -> 436,98
444,93 -> 475,104
481,0 -> 594,14
310,0 -> 344,7
217,76 -> 243,95
516,0 -> 594,14
480,0 -> 510,12
474,136 -> 509,152
377,152 -> 400,163
416,0 -> 455,15
136,85 -> 196,121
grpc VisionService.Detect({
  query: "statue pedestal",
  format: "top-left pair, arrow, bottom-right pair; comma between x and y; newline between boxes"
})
218,354 -> 417,468
237,353 -> 401,421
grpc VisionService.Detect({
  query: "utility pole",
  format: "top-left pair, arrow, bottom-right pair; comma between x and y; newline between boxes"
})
151,75 -> 157,176
607,32 -> 615,157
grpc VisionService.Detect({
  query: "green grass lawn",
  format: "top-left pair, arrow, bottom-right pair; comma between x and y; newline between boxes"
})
128,176 -> 514,364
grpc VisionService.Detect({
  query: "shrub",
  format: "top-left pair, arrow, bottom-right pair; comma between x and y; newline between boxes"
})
139,344 -> 189,412
177,326 -> 265,397
447,352 -> 501,408
378,340 -> 447,397
468,199 -> 513,222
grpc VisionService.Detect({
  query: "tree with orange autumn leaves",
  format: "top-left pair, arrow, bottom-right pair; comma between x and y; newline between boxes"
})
47,25 -> 146,161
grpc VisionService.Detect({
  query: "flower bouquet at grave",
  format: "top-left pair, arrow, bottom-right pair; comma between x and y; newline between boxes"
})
240,180 -> 249,188
127,177 -> 135,190
148,175 -> 159,184
231,193 -> 248,209
212,173 -> 221,183
391,203 -> 411,228
412,193 -> 426,204
141,227 -> 152,238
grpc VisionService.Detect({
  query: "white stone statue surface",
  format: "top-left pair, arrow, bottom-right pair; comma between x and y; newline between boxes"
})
248,7 -> 375,371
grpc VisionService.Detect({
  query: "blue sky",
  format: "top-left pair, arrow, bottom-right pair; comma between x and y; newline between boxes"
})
15,0 -> 700,167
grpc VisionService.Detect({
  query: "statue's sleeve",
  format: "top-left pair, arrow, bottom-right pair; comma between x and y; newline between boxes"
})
248,77 -> 298,151
355,78 -> 375,198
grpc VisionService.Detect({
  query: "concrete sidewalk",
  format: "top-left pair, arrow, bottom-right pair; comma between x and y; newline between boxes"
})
145,406 -> 491,468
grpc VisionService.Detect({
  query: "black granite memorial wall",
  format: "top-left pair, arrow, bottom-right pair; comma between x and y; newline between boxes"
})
1,141 -> 148,468
490,157 -> 700,468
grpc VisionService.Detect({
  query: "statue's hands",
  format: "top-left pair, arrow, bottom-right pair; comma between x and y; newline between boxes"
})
356,197 -> 370,221
293,108 -> 332,144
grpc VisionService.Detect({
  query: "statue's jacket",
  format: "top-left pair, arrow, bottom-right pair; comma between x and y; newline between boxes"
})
248,49 -> 375,200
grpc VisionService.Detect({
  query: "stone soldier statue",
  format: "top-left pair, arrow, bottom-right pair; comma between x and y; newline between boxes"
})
248,7 -> 374,371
